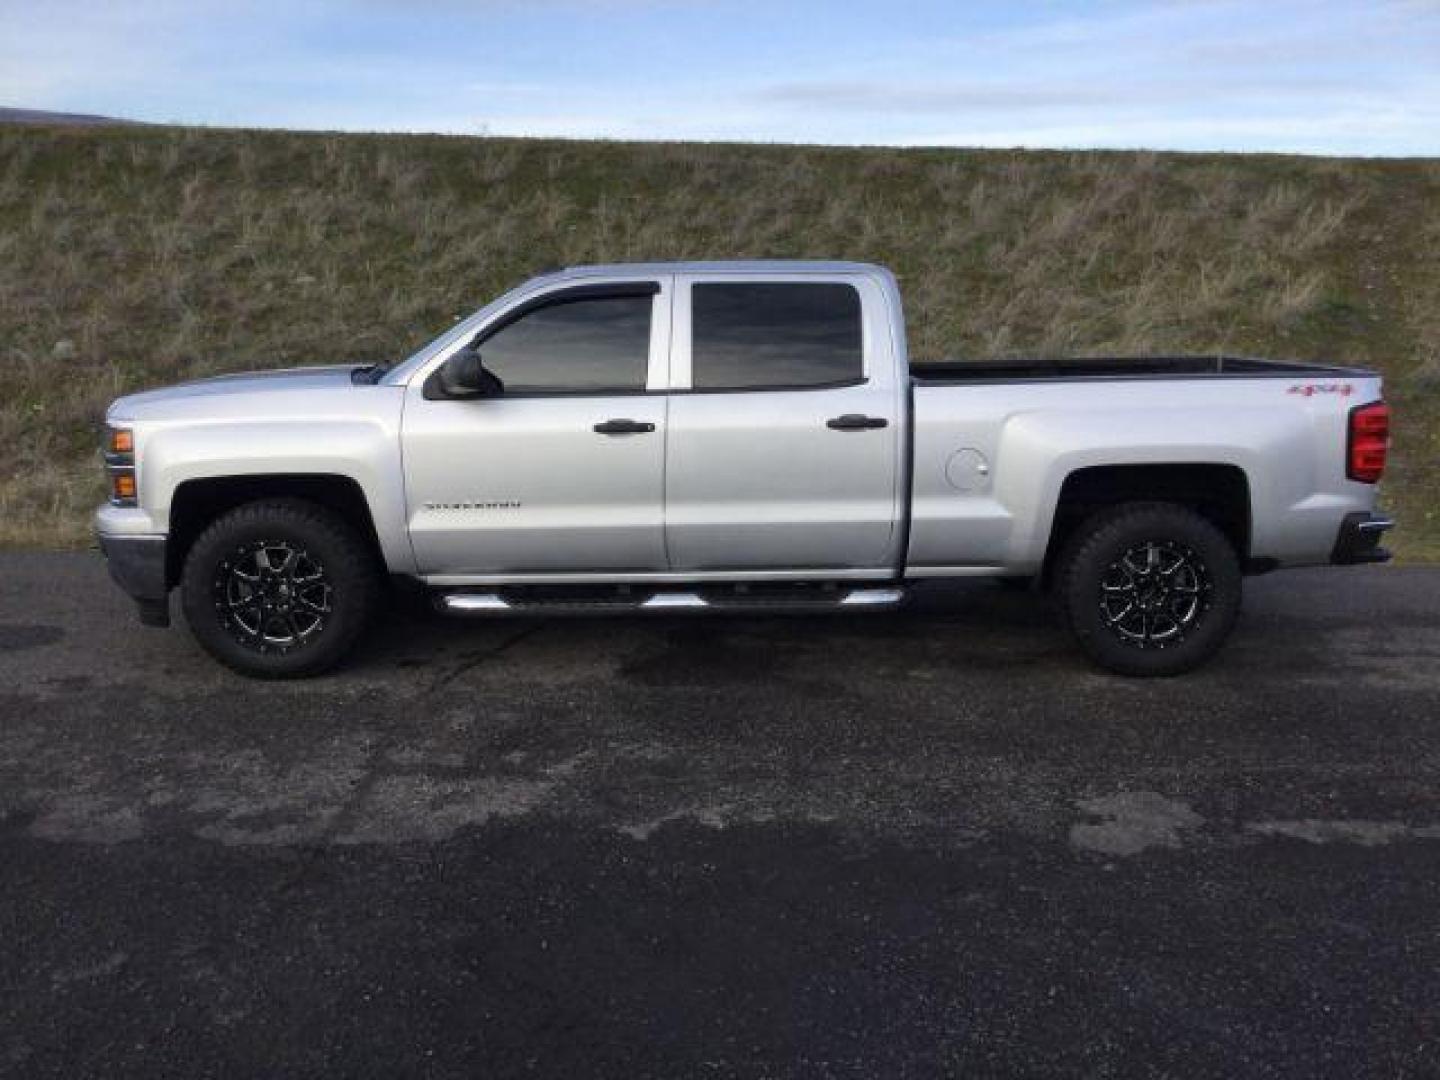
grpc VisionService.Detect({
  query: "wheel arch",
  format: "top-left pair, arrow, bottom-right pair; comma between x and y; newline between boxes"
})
1040,463 -> 1254,587
166,474 -> 385,588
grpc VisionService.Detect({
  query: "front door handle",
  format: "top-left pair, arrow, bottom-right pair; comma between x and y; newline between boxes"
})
826,414 -> 889,431
594,418 -> 656,435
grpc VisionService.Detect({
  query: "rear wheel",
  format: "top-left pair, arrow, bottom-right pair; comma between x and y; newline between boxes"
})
180,499 -> 379,678
1056,502 -> 1241,676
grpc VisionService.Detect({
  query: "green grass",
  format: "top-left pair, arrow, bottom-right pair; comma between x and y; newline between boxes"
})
2,124 -> 1437,557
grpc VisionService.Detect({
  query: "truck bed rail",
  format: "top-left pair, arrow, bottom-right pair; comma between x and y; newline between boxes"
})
910,356 -> 1375,384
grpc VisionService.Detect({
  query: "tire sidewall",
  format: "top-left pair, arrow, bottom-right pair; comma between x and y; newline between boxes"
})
181,502 -> 375,678
1061,505 -> 1241,677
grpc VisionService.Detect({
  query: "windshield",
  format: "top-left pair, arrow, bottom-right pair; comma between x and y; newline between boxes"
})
400,318 -> 472,368
382,277 -> 554,385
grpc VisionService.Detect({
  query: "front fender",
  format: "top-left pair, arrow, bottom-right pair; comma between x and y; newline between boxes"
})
137,418 -> 415,574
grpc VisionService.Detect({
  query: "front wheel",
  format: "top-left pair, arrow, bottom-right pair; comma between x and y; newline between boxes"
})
1056,502 -> 1241,677
180,499 -> 380,678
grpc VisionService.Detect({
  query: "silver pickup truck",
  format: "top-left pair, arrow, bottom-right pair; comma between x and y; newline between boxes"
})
95,260 -> 1393,678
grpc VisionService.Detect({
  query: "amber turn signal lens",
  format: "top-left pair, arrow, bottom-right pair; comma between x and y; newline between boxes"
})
112,472 -> 136,501
110,429 -> 134,454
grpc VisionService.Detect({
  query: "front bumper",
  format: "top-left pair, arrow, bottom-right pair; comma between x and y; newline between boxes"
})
96,532 -> 170,626
1331,511 -> 1394,565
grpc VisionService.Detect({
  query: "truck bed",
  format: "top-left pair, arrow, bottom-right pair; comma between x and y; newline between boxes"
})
910,356 -> 1374,384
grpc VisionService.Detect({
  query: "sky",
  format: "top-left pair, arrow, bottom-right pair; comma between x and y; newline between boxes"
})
2,0 -> 1438,156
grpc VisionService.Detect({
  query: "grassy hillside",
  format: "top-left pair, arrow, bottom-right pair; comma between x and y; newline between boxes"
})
2,124 -> 1437,557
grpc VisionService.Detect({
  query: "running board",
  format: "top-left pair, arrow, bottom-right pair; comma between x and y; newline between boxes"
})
437,586 -> 906,617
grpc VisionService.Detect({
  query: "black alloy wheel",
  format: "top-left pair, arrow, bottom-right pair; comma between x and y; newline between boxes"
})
1057,502 -> 1241,677
181,499 -> 379,678
1097,539 -> 1209,650
214,539 -> 334,655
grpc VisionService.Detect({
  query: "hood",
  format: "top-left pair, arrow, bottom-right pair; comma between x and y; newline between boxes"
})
108,365 -> 362,419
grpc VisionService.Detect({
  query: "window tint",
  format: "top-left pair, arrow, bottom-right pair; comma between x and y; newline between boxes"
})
691,283 -> 862,390
478,293 -> 652,393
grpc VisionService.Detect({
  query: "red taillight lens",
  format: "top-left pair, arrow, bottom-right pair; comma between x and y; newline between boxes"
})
1347,401 -> 1389,483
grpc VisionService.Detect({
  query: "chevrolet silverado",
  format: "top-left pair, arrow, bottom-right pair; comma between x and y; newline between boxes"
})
95,261 -> 1393,677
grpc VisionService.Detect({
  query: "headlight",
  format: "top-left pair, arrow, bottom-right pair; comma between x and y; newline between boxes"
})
104,425 -> 137,506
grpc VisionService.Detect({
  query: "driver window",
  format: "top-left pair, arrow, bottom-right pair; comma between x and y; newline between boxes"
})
477,293 -> 653,393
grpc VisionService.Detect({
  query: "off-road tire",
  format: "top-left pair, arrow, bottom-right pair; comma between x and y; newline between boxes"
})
180,499 -> 379,678
1056,502 -> 1241,677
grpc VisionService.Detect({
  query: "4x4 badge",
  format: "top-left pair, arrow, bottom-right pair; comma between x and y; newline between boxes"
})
1287,383 -> 1353,397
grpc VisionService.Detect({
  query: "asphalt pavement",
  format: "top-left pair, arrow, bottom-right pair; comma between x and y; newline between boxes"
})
2,552 -> 1439,1078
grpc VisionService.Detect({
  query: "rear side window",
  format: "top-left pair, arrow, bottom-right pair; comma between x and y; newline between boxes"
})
478,294 -> 652,393
691,282 -> 863,390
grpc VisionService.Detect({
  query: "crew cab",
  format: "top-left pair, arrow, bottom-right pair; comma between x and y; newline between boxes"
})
95,261 -> 1393,677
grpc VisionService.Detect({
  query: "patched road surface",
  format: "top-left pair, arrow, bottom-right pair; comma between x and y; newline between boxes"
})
3,553 -> 1439,1077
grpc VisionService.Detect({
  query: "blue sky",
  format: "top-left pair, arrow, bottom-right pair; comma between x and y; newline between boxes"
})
3,0 -> 1438,155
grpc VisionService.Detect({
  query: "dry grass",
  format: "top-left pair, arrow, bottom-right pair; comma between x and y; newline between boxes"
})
1,125 -> 1437,557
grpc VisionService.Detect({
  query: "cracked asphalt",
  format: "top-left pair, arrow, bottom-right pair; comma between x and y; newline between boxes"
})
2,552 -> 1439,1077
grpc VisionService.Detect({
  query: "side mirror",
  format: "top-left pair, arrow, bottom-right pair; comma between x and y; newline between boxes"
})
431,347 -> 504,400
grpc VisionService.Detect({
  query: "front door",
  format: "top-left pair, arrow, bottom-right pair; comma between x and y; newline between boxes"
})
663,275 -> 904,571
403,280 -> 671,575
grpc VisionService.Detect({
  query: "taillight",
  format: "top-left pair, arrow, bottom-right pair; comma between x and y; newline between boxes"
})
1347,401 -> 1389,483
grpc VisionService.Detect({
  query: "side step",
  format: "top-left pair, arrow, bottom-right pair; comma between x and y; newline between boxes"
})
437,585 -> 906,617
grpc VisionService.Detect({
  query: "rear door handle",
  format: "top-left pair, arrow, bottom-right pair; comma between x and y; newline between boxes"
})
826,414 -> 888,431
593,418 -> 655,435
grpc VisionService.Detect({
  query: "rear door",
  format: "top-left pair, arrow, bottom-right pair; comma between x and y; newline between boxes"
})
663,274 -> 904,571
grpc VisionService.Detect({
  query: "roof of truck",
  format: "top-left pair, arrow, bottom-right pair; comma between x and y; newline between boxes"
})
549,259 -> 888,278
